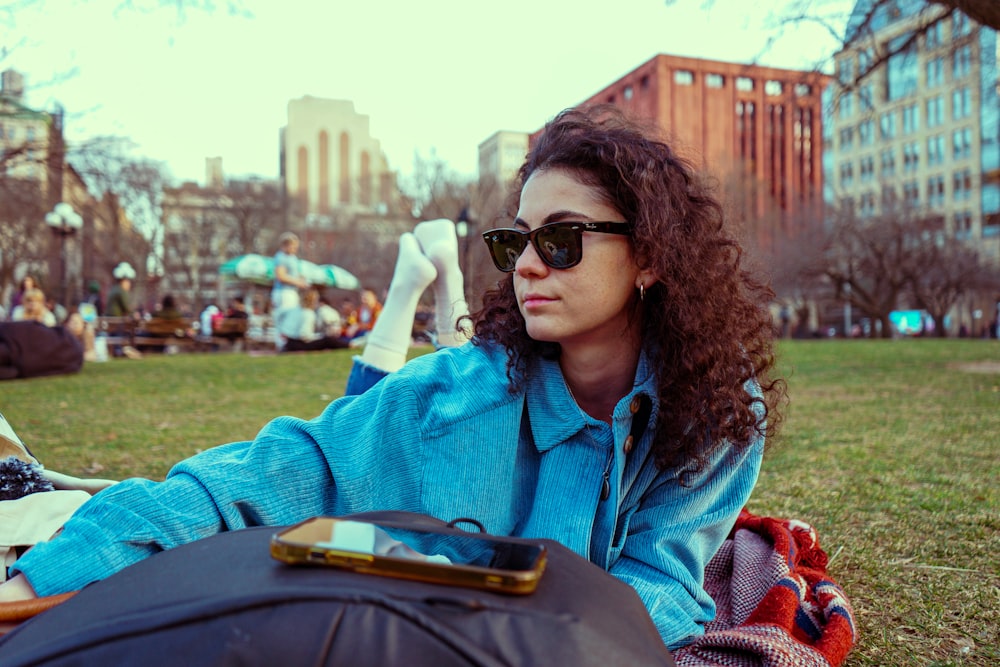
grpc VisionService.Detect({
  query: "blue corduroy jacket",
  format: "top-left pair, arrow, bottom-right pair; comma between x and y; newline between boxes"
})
14,341 -> 762,649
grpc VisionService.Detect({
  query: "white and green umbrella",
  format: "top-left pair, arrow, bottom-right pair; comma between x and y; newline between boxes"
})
219,255 -> 359,290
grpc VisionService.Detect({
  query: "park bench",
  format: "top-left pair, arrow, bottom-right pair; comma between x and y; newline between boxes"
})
133,318 -> 199,351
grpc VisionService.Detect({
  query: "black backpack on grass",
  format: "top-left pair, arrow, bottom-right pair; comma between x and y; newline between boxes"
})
0,511 -> 675,666
0,322 -> 83,381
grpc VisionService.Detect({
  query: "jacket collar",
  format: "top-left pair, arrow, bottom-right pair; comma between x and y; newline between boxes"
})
523,350 -> 657,454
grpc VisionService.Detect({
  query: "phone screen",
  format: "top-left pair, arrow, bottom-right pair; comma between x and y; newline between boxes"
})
279,518 -> 544,573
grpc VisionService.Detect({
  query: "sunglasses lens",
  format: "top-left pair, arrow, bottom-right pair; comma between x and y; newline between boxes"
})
486,230 -> 527,272
535,225 -> 581,269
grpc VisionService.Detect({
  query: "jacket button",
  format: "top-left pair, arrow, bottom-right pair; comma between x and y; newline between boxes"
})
623,435 -> 634,454
630,396 -> 643,414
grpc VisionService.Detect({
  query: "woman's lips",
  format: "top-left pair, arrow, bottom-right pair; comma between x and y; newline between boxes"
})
521,293 -> 556,310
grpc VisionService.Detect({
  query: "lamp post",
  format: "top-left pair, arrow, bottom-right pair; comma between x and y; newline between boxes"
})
456,206 -> 473,302
45,202 -> 83,308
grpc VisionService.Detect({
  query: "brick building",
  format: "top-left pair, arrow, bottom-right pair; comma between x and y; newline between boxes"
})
549,54 -> 831,254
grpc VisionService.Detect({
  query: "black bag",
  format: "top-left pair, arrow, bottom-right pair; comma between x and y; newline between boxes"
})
0,322 -> 83,381
0,511 -> 675,666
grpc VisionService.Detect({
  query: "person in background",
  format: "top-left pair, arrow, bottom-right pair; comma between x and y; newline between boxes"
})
153,295 -> 184,320
350,288 -> 382,342
2,106 -> 785,652
105,263 -> 137,319
275,288 -> 349,352
8,276 -> 36,317
271,232 -> 309,311
82,280 -> 103,317
316,294 -> 344,340
11,288 -> 56,327
65,310 -> 97,362
105,262 -> 141,359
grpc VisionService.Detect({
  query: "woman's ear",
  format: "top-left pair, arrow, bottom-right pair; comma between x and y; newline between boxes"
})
635,266 -> 657,292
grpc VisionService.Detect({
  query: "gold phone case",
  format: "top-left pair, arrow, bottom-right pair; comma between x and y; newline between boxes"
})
270,517 -> 547,595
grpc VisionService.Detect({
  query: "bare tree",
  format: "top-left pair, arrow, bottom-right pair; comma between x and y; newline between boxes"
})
0,176 -> 47,297
69,136 -> 164,286
903,231 -> 1000,336
758,0 -> 998,93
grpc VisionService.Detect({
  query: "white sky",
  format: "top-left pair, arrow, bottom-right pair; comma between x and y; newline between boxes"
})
3,0 -> 853,184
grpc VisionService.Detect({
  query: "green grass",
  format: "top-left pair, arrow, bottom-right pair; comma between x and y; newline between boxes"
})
2,341 -> 998,665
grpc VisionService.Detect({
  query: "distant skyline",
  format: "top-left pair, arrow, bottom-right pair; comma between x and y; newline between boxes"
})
3,0 -> 854,184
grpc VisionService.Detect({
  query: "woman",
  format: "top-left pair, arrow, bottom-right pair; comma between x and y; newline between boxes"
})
270,232 -> 309,311
10,288 -> 56,327
276,289 -> 350,352
7,276 -> 37,317
1,107 -> 783,650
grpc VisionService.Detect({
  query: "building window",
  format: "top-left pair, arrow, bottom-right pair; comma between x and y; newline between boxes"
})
838,58 -> 854,84
927,175 -> 945,207
859,48 -> 873,73
623,85 -> 634,100
674,70 -> 694,85
859,119 -> 875,146
928,134 -> 946,165
795,83 -> 812,96
953,169 -> 972,200
902,104 -> 920,134
903,180 -> 920,206
879,111 -> 897,139
952,11 -> 969,37
736,76 -> 754,92
952,87 -> 971,119
640,75 -> 650,90
859,84 -> 874,111
26,127 -> 35,142
903,141 -> 920,171
926,57 -> 944,87
953,44 -> 972,79
860,156 -> 875,182
765,80 -> 783,96
927,95 -> 944,127
880,148 -> 896,176
839,127 -> 854,149
839,93 -> 854,118
706,73 -> 724,88
840,162 -> 854,186
886,35 -> 918,100
952,127 -> 972,159
925,21 -> 943,48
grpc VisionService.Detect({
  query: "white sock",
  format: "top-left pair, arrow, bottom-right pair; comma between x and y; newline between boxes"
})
414,219 -> 471,347
361,233 -> 437,372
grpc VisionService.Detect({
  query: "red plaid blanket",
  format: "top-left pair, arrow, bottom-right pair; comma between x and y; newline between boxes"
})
674,510 -> 857,666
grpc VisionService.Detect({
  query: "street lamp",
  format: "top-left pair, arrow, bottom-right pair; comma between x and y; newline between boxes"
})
456,206 -> 473,301
45,202 -> 83,307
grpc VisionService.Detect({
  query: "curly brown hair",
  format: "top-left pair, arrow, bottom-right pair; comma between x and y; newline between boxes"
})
471,105 -> 785,473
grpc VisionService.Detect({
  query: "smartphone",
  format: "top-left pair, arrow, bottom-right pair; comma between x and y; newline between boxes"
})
270,517 -> 547,595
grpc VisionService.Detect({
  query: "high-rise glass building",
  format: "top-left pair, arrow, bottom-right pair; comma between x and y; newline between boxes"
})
826,1 -> 999,262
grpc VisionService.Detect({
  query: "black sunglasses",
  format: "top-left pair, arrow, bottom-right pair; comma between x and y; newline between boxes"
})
481,221 -> 633,272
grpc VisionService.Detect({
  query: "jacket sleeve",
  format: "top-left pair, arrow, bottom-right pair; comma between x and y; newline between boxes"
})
609,433 -> 764,651
11,375 -> 429,597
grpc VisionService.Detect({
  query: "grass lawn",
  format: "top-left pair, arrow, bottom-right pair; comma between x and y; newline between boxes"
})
2,340 -> 998,665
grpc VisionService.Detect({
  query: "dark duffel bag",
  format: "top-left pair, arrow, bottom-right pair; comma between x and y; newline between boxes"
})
0,321 -> 83,381
0,511 -> 675,666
